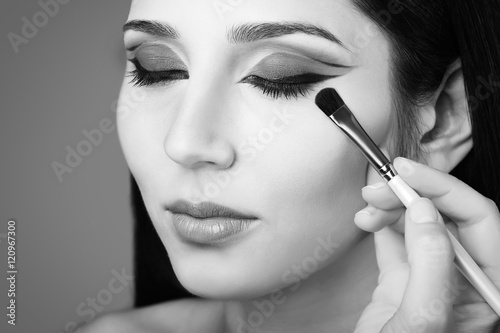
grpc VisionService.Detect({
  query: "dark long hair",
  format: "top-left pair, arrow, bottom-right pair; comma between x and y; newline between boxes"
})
353,0 -> 500,205
133,0 -> 500,307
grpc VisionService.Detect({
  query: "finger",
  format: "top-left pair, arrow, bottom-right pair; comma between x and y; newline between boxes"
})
394,157 -> 500,271
394,157 -> 498,224
354,228 -> 409,333
355,205 -> 405,233
384,198 -> 456,332
374,227 -> 407,275
362,182 -> 403,211
354,262 -> 409,333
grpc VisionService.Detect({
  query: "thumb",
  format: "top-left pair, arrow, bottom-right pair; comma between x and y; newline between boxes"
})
382,198 -> 456,333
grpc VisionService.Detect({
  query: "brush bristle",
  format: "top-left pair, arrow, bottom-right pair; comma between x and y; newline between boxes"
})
315,88 -> 345,118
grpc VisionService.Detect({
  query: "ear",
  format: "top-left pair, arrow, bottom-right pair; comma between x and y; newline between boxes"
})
417,59 -> 473,172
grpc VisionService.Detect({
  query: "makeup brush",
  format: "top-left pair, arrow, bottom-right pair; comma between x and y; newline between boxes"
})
315,87 -> 500,316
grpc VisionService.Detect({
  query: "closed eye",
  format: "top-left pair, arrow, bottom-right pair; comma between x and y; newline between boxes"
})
239,73 -> 337,99
127,58 -> 189,87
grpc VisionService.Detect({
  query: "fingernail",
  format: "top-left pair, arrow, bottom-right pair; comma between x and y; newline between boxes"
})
355,206 -> 378,217
363,182 -> 386,191
409,198 -> 438,224
394,157 -> 415,177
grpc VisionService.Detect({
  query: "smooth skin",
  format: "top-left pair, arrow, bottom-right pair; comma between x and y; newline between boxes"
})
82,0 -> 500,332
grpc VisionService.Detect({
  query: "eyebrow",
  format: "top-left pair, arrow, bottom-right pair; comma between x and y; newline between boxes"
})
123,20 -> 349,51
123,20 -> 179,39
228,22 -> 348,50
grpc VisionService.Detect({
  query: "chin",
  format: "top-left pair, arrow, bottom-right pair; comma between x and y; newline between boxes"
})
173,264 -> 283,300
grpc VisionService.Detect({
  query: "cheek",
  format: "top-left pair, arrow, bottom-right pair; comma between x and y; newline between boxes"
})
245,98 -> 368,258
116,84 -> 182,186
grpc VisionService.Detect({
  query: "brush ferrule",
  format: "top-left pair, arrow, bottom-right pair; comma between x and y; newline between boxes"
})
328,105 -> 392,177
379,163 -> 397,181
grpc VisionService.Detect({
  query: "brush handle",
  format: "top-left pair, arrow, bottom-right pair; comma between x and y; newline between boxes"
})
387,175 -> 500,316
387,175 -> 419,207
448,230 -> 500,315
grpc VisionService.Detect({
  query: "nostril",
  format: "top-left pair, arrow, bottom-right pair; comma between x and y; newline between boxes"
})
164,133 -> 235,170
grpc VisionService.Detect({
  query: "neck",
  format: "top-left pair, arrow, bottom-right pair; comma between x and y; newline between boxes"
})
222,233 -> 378,333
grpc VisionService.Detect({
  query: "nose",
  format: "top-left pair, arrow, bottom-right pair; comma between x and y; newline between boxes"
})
164,88 -> 235,170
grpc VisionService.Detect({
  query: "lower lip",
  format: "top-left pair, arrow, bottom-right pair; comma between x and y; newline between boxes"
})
171,213 -> 258,245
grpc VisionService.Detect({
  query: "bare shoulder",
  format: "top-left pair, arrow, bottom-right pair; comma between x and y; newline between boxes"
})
80,299 -> 225,333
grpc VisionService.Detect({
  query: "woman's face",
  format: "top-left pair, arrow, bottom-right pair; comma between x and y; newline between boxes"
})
118,0 -> 394,298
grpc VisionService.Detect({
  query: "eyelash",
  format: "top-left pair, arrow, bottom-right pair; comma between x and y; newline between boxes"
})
239,74 -> 335,99
127,58 -> 335,99
127,58 -> 189,87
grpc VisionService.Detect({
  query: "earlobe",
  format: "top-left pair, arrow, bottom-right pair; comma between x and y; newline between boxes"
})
418,60 -> 473,172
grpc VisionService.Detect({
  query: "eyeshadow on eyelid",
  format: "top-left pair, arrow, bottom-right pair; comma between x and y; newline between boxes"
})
135,44 -> 186,70
249,52 -> 339,78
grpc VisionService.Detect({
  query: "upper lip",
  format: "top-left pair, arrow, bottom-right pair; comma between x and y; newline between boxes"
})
166,200 -> 257,219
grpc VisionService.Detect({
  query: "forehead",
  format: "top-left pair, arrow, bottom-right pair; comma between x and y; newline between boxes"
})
126,0 -> 373,51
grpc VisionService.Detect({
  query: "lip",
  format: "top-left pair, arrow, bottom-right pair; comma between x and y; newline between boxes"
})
165,200 -> 259,245
166,200 -> 257,219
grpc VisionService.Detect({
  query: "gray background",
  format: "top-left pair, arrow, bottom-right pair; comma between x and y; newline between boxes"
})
1,0 -> 135,332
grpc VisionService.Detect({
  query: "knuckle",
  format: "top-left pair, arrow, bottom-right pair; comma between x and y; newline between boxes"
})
414,232 -> 454,261
468,197 -> 500,225
484,197 -> 500,216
